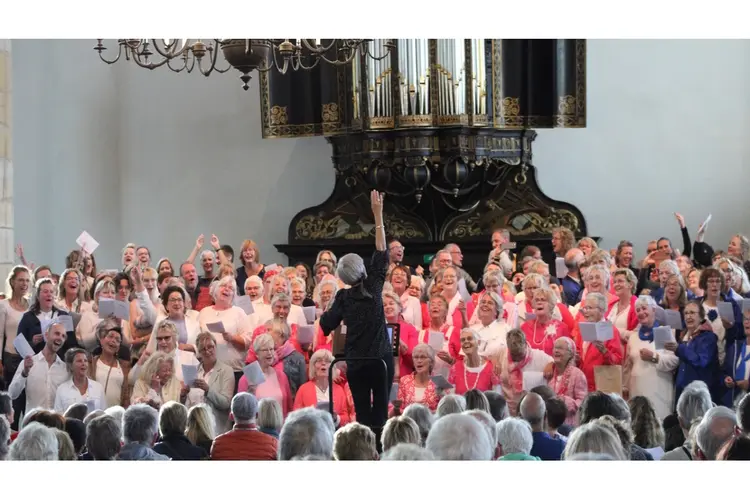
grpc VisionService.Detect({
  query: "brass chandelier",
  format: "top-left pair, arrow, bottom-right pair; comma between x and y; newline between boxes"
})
93,39 -> 395,90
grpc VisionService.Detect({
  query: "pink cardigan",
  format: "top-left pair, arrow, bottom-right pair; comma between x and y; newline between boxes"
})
237,363 -> 293,416
547,363 -> 589,426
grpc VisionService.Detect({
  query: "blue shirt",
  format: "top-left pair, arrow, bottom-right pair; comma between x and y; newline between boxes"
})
530,431 -> 566,461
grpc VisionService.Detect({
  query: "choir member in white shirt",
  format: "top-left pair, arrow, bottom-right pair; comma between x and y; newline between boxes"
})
147,286 -> 201,353
185,332 -> 235,434
134,319 -> 198,384
389,265 -> 422,330
8,320 -> 69,411
197,276 -> 250,388
54,348 -> 106,413
244,276 -> 272,330
75,278 -> 117,352
472,291 -> 511,359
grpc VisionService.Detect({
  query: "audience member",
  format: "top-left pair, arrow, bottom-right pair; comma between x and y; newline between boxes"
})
496,418 -> 539,461
85,414 -> 122,460
119,403 -> 169,460
278,407 -> 335,460
520,392 -> 565,460
210,393 -> 277,460
9,422 -> 59,460
153,401 -> 208,460
425,413 -> 493,460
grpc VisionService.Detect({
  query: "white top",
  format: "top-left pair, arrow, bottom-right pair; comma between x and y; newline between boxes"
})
315,384 -> 329,403
146,311 -> 202,352
414,387 -> 426,402
288,304 -> 308,327
198,306 -> 250,371
246,304 -> 273,333
54,377 -> 106,413
624,334 -> 679,421
0,299 -> 27,355
400,294 -> 423,330
94,359 -> 125,408
474,320 -> 511,359
703,304 -> 726,365
445,293 -> 461,326
8,351 -> 68,411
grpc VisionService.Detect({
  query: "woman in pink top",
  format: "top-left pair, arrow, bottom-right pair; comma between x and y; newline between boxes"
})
448,328 -> 499,395
383,290 -> 418,378
547,337 -> 587,426
521,288 -> 571,356
238,333 -> 293,416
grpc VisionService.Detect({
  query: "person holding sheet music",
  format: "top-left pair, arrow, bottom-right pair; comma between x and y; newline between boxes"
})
8,320 -> 69,411
624,295 -> 679,421
197,276 -> 251,390
663,300 -> 719,406
75,278 -> 118,352
571,292 -> 623,392
293,349 -> 355,426
388,265 -> 422,330
145,285 -> 201,355
468,290 -> 510,360
699,268 -> 741,369
437,266 -> 473,328
54,348 -> 105,413
17,277 -> 78,358
137,319 -> 198,384
660,274 -> 688,339
417,295 -> 460,378
383,291 -> 418,377
723,309 -> 750,407
184,332 -> 235,434
88,318 -> 132,408
547,337 -> 588,426
447,329 -> 499,395
238,334 -> 293,417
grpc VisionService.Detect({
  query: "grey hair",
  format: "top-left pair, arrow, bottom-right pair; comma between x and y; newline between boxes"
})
519,392 -> 546,426
308,349 -> 334,380
659,259 -> 680,275
9,422 -> 59,461
480,290 -> 504,318
86,415 -> 122,460
122,403 -> 159,445
209,275 -> 237,302
608,393 -> 632,423
270,292 -> 291,309
104,406 -> 125,427
437,393 -> 467,419
258,398 -> 284,431
253,333 -> 275,354
585,292 -> 608,313
333,422 -> 378,460
482,270 -> 504,287
496,418 -> 534,454
278,407 -> 336,461
382,290 -> 403,314
265,318 -> 291,343
0,415 -> 10,460
158,401 -> 188,437
426,413 -> 494,460
336,253 -> 367,286
676,381 -> 713,430
563,421 -> 628,460
412,343 -> 436,369
635,294 -> 657,311
245,275 -> 263,288
464,409 -> 497,448
521,273 -> 545,291
313,279 -> 339,306
382,415 -> 422,451
230,392 -> 259,423
402,403 -> 434,444
584,264 -> 611,288
382,443 -> 435,461
290,276 -> 306,290
695,406 -> 737,460
567,452 -> 617,460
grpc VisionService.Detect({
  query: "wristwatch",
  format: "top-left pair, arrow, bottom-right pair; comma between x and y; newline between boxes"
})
651,353 -> 658,363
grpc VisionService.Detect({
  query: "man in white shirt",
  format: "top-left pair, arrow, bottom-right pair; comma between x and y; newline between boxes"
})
8,321 -> 69,412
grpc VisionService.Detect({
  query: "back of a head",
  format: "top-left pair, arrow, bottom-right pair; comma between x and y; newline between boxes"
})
579,391 -> 629,424
495,418 -> 533,456
426,413 -> 493,460
737,393 -> 750,435
483,391 -> 508,422
278,407 -> 335,461
104,406 -> 125,427
86,415 -> 122,460
9,422 -> 59,461
230,392 -> 259,423
0,415 -> 10,460
402,403 -> 434,444
64,418 -> 87,455
567,452 -> 617,461
0,391 -> 12,420
122,403 -> 159,445
464,410 -> 497,448
464,389 -> 491,413
53,428 -> 77,460
436,394 -> 466,419
695,406 -> 737,460
545,398 -> 568,430
159,401 -> 189,437
677,383 -> 713,429
530,385 -> 556,402
563,421 -> 628,460
337,254 -> 366,286
63,402 -> 89,421
382,443 -> 435,461
333,422 -> 378,460
519,392 -> 545,426
382,416 -> 421,451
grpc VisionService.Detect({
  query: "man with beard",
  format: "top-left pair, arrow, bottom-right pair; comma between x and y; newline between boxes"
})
8,321 -> 69,411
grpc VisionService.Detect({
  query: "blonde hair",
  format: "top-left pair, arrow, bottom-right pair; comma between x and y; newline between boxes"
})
308,349 -> 334,380
138,352 -> 173,384
257,398 -> 284,431
5,265 -> 31,302
531,287 -> 556,312
313,279 -> 339,306
333,422 -> 377,460
612,268 -> 637,295
382,416 -> 421,451
186,404 -> 216,445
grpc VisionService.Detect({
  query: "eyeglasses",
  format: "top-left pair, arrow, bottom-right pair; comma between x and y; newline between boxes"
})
168,298 -> 184,303
156,336 -> 172,342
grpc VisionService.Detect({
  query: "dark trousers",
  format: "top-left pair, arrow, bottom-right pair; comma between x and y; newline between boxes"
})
2,351 -> 24,430
346,354 -> 394,451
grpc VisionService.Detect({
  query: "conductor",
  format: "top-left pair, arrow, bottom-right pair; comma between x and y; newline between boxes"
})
319,190 -> 393,446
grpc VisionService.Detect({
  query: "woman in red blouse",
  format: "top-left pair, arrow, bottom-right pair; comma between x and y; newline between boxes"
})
417,295 -> 461,377
293,349 -> 355,426
521,288 -> 571,356
383,290 -> 419,377
395,343 -> 441,412
448,328 -> 499,395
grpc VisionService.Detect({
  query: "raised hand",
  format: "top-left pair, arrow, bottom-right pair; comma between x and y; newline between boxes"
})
370,190 -> 384,216
674,212 -> 686,229
196,234 -> 205,248
211,234 -> 220,250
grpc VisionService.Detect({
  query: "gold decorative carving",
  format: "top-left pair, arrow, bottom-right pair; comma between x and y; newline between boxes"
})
269,106 -> 289,126
502,97 -> 520,117
558,95 -> 576,115
397,114 -> 433,127
369,116 -> 396,129
322,103 -> 340,134
509,210 -> 580,235
447,217 -> 484,239
295,213 -> 426,241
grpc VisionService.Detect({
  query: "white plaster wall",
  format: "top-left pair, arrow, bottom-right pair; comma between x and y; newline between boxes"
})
11,39 -> 750,269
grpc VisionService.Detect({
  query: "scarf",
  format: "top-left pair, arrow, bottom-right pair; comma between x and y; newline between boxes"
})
275,341 -> 296,363
507,348 -> 532,394
551,361 -> 574,396
736,343 -> 750,381
638,320 -> 660,343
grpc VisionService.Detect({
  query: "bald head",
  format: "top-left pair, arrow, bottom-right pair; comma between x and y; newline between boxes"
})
520,392 -> 546,427
564,248 -> 585,268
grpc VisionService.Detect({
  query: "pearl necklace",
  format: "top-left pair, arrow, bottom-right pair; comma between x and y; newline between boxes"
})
463,359 -> 482,392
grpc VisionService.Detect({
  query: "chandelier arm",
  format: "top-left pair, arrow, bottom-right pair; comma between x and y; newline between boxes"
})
295,53 -> 321,71
95,42 -> 125,64
166,52 -> 191,73
129,52 -> 174,70
196,49 -> 220,77
301,39 -> 338,54
268,45 -> 290,74
148,39 -> 192,58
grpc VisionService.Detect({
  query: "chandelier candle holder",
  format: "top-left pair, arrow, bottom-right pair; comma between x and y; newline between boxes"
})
93,39 -> 394,90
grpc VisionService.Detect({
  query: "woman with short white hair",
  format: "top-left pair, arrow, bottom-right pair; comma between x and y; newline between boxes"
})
563,420 -> 628,460
131,351 -> 187,408
571,265 -> 614,318
521,288 -> 571,356
496,418 -> 538,460
469,290 -> 512,360
238,333 -> 293,416
513,273 -> 575,332
9,422 -> 59,461
133,319 -> 198,384
293,349 -> 355,425
395,343 -> 441,412
312,279 -> 339,351
448,329 -> 499,395
624,295 -> 679,421
547,337 -> 587,426
197,276 -> 250,389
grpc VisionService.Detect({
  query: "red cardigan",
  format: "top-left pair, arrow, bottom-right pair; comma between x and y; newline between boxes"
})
570,321 -> 624,392
396,320 -> 419,377
293,380 -> 356,425
237,363 -> 294,416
